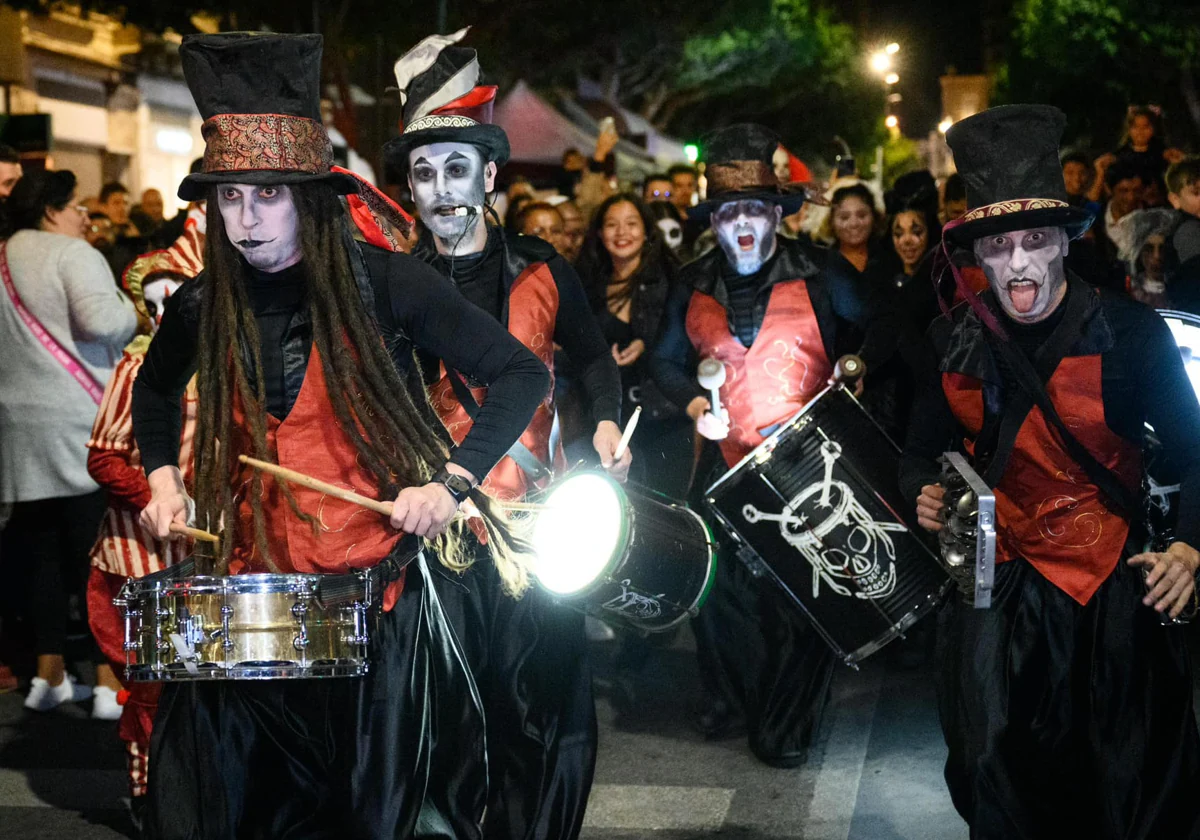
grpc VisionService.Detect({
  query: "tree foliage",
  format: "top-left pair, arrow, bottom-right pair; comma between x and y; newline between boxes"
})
26,0 -> 886,169
1001,0 -> 1200,150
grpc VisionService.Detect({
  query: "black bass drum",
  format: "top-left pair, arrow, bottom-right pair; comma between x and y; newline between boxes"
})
705,384 -> 949,665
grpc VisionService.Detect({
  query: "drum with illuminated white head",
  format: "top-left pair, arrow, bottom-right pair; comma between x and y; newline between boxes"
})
1143,309 -> 1200,545
531,472 -> 716,632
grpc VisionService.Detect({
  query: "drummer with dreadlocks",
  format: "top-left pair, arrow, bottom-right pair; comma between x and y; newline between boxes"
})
131,33 -> 548,839
900,104 -> 1200,836
382,29 -> 626,840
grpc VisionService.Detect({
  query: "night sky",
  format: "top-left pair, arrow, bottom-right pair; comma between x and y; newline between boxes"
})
856,0 -> 991,136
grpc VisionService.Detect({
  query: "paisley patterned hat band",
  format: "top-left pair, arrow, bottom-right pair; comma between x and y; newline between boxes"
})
200,113 -> 334,176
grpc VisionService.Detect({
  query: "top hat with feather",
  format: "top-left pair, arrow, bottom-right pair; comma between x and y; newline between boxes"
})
382,28 -> 510,173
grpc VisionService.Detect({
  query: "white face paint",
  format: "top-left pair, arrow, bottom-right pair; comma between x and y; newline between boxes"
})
772,147 -> 790,184
407,142 -> 496,253
142,276 -> 182,331
656,217 -> 683,251
973,226 -> 1069,323
216,184 -> 301,273
713,199 -> 782,276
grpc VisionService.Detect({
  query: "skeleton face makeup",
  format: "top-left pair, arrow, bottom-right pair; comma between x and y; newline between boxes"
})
216,183 -> 301,273
408,142 -> 496,252
142,276 -> 182,331
657,217 -> 683,251
713,199 -> 781,276
973,226 -> 1069,323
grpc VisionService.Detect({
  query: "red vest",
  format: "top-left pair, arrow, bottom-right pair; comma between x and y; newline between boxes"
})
686,280 -> 832,466
943,356 -> 1142,604
428,261 -> 561,501
229,346 -> 406,600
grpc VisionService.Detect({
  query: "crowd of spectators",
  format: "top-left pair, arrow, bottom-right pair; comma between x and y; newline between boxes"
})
5,98 -> 1200,719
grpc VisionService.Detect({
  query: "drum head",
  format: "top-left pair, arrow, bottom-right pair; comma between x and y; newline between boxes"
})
532,472 -> 628,596
1158,310 -> 1200,403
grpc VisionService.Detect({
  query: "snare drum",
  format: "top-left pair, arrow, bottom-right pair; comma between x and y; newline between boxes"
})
530,472 -> 717,632
705,385 -> 949,665
118,564 -> 375,681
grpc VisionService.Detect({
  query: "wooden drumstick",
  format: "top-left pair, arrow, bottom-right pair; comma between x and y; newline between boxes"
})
238,455 -> 546,518
168,522 -> 220,545
238,455 -> 394,516
612,406 -> 641,462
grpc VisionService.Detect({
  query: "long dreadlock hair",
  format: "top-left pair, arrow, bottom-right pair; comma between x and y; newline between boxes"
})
191,181 -> 531,594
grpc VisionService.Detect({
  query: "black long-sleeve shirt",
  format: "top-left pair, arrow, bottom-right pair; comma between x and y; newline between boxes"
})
131,247 -> 550,483
900,284 -> 1200,547
649,238 -> 898,411
416,226 -> 621,426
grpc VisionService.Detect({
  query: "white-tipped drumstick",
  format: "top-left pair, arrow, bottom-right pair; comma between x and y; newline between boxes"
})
612,406 -> 642,462
697,357 -> 726,417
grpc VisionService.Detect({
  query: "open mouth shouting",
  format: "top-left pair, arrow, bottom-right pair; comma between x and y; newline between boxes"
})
737,231 -> 756,251
1005,277 -> 1042,314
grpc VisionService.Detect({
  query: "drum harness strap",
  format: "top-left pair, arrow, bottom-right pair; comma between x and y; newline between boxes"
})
316,534 -> 423,609
445,368 -> 553,483
970,280 -> 1140,521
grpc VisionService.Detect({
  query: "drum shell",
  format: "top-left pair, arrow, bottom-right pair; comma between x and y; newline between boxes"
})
545,480 -> 716,633
119,573 -> 373,681
705,386 -> 948,664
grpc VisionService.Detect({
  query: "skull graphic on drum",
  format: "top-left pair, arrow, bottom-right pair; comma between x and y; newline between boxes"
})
743,439 -> 903,600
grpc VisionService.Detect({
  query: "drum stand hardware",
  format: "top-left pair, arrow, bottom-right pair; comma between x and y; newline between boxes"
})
938,452 -> 996,608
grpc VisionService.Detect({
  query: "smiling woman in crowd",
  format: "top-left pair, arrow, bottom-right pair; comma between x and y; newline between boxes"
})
576,192 -> 692,499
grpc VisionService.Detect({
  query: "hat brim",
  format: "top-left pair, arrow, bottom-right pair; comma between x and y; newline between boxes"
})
382,124 -> 511,173
688,189 -> 806,221
178,169 -> 360,202
945,205 -> 1094,245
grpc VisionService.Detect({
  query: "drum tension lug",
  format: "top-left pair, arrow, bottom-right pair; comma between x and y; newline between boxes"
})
292,599 -> 310,650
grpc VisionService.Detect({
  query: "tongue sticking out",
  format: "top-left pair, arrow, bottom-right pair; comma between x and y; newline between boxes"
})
1007,280 -> 1039,314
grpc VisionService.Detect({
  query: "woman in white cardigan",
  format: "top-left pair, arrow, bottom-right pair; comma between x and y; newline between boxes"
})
0,169 -> 137,711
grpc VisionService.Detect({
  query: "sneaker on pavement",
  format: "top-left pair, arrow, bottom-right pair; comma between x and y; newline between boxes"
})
91,685 -> 123,720
24,676 -> 92,712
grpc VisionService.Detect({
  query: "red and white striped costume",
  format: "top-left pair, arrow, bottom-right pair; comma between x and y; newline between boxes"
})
86,224 -> 202,799
87,352 -> 198,577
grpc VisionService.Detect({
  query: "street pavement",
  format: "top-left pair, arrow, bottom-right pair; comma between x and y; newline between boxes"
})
0,623 -> 967,839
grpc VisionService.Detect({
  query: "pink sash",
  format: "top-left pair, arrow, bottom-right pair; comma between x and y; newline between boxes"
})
0,241 -> 105,405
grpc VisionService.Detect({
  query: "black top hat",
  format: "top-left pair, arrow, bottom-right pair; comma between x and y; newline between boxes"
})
688,124 -> 806,221
176,33 -> 357,202
944,104 -> 1092,245
382,29 -> 510,173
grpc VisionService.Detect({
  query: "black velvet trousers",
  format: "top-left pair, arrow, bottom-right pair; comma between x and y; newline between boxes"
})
691,542 -> 838,763
144,557 -> 488,840
937,556 -> 1200,839
432,555 -> 598,840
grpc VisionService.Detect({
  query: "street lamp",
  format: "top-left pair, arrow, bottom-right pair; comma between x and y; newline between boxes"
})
884,72 -> 899,85
870,51 -> 891,74
938,117 -> 953,134
885,115 -> 899,129
885,42 -> 900,55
